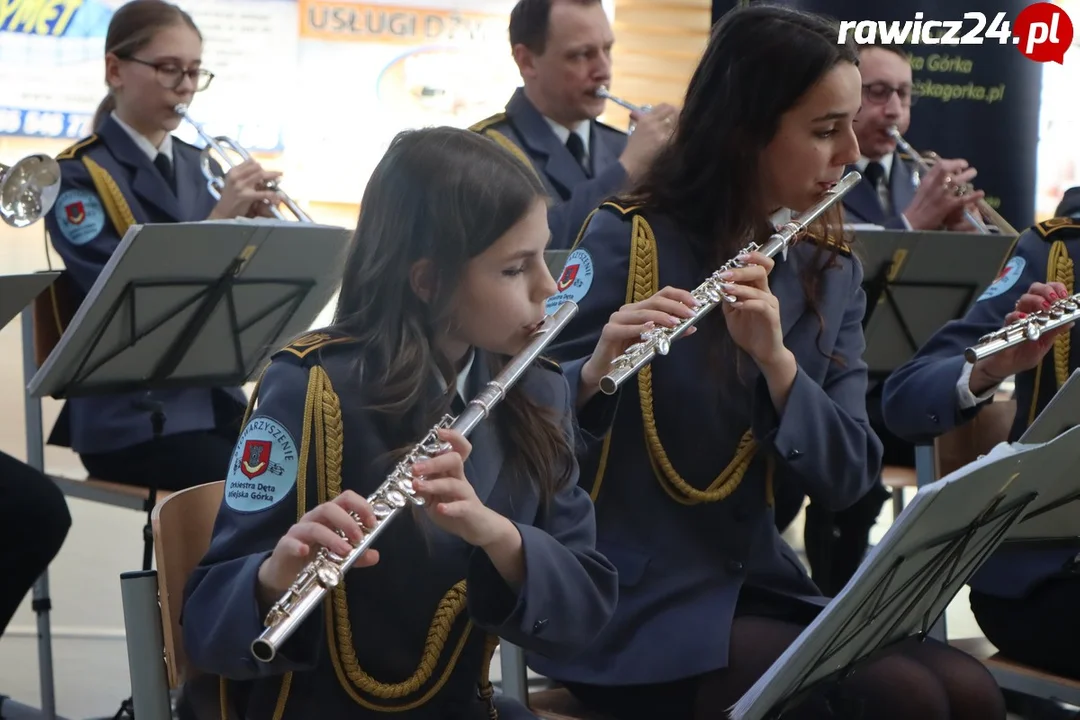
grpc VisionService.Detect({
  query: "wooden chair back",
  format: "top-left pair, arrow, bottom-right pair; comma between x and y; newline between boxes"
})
151,480 -> 224,689
31,271 -> 81,367
933,400 -> 1017,480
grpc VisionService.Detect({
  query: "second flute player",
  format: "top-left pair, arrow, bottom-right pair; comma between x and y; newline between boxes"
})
537,5 -> 1005,719
180,127 -> 617,720
883,214 -> 1080,685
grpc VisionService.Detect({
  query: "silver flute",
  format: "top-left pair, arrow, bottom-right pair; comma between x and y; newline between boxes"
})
964,293 -> 1080,362
251,301 -> 579,662
597,171 -> 861,396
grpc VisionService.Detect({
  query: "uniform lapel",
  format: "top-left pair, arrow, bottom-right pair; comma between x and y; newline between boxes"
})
461,353 -> 504,506
589,122 -> 618,178
172,147 -> 203,220
772,235 -> 807,339
507,89 -> 588,198
842,164 -> 886,224
98,116 -> 184,222
890,151 -> 916,215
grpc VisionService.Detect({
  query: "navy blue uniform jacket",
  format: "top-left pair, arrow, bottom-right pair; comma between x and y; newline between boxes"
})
181,333 -> 618,719
882,217 -> 1080,600
531,203 -> 883,685
42,114 -> 245,455
471,88 -> 629,250
842,152 -> 917,230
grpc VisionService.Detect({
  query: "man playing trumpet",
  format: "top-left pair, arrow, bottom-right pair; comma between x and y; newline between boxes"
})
843,42 -> 985,232
470,0 -> 678,249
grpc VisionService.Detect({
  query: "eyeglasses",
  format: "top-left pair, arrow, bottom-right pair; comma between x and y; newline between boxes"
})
862,82 -> 918,107
125,57 -> 214,92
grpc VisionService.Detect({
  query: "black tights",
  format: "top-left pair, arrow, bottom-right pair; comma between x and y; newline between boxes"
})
564,615 -> 1005,720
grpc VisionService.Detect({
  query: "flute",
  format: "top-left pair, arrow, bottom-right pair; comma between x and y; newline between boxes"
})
250,300 -> 579,663
597,171 -> 861,396
964,293 -> 1080,363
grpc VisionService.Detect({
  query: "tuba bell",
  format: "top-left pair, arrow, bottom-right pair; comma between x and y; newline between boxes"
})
1,154 -> 61,228
173,104 -> 313,223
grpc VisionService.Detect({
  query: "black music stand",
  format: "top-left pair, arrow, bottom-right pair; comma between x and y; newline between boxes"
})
27,218 -> 350,571
856,229 -> 1016,383
729,422 -> 1080,720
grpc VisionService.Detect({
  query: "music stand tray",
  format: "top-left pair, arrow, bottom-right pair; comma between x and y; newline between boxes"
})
855,229 -> 1015,379
0,272 -> 60,330
28,219 -> 350,399
729,423 -> 1080,720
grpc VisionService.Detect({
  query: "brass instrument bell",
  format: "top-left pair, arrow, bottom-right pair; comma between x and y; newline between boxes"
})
1,154 -> 61,228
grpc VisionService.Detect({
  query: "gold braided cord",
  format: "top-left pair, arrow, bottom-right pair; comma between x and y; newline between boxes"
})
310,366 -> 477,711
477,634 -> 501,720
217,363 -> 295,720
628,213 -> 759,504
82,156 -> 135,239
1049,241 -> 1074,390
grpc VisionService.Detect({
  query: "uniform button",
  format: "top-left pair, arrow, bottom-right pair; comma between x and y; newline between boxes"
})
787,448 -> 802,460
928,413 -> 940,424
532,619 -> 548,633
726,560 -> 744,574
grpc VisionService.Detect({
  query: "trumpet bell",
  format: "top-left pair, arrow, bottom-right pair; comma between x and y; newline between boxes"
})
1,154 -> 62,228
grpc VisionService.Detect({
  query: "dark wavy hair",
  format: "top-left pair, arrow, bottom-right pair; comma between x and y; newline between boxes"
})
327,126 -> 573,503
620,2 -> 859,370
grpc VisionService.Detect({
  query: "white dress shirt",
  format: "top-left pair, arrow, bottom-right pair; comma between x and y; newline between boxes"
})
111,110 -> 174,163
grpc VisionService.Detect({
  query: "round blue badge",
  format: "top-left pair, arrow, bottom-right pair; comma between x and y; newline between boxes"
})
225,415 -> 300,513
977,256 -> 1026,302
545,248 -> 594,314
54,189 -> 106,246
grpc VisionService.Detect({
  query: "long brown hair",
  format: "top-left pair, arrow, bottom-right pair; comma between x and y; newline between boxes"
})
93,0 -> 201,130
328,126 -> 573,503
622,3 -> 859,372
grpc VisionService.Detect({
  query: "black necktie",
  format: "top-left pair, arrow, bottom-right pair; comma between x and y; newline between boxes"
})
154,153 -> 176,195
864,161 -> 890,213
451,393 -> 466,416
566,132 -> 588,174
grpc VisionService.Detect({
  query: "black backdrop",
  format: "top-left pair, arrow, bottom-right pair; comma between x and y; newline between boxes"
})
710,0 -> 1042,230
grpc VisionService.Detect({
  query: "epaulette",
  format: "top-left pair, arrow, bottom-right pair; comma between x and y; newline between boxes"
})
1033,217 -> 1080,240
55,134 -> 99,161
598,200 -> 642,218
535,355 -> 563,375
271,330 -> 358,363
469,113 -> 507,134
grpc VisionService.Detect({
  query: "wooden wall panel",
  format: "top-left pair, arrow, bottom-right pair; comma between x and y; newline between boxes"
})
605,0 -> 712,112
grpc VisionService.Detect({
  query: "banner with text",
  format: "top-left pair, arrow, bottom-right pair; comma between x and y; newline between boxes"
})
0,0 -> 297,151
713,0 -> 1070,231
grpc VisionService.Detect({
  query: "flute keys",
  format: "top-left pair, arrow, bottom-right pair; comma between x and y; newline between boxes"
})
373,502 -> 391,518
386,490 -> 407,508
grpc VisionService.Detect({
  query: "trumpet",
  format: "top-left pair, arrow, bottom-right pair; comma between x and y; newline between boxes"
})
594,87 -> 651,133
964,293 -> 1080,363
173,104 -> 313,223
250,300 -> 579,662
887,126 -> 1016,236
1,154 -> 61,228
598,171 -> 861,395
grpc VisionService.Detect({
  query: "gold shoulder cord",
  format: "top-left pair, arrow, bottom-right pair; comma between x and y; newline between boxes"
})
587,210 -> 773,506
42,157 -> 137,343
1028,240 -> 1075,427
256,364 -> 495,715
